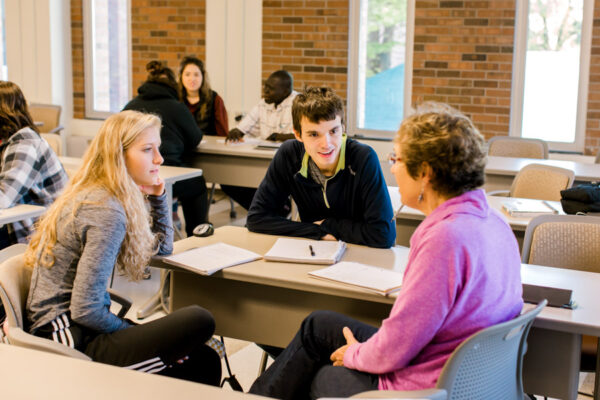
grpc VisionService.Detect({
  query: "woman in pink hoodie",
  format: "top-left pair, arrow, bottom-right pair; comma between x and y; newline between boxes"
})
249,103 -> 523,400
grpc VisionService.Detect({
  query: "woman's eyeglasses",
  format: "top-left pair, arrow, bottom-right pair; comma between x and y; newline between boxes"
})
387,152 -> 400,165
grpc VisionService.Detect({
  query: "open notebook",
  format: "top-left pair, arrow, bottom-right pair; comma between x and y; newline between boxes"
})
264,238 -> 346,265
502,198 -> 559,218
162,242 -> 261,275
309,261 -> 404,296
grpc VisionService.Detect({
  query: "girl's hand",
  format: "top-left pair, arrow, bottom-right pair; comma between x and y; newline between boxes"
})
140,177 -> 165,196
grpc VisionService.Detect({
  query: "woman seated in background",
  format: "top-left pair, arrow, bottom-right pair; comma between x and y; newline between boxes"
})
124,61 -> 209,236
249,103 -> 524,399
0,81 -> 68,248
179,56 -> 229,136
26,110 -> 221,385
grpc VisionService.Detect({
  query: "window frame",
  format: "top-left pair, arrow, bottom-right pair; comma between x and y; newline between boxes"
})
346,0 -> 414,139
82,0 -> 132,119
509,0 -> 594,153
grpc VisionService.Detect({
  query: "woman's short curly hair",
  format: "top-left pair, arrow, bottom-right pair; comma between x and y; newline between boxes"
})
396,102 -> 486,197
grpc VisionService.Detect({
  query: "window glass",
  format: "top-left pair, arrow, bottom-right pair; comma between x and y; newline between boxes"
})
0,0 -> 7,80
355,0 -> 408,132
521,0 -> 583,143
86,0 -> 130,116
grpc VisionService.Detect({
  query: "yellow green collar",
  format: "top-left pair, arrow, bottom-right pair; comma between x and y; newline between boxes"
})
299,134 -> 347,178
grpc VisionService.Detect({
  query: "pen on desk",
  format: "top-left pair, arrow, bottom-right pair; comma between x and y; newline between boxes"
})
309,245 -> 315,257
543,200 -> 560,214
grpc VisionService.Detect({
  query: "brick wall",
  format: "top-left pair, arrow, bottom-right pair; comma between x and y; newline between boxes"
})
262,0 -> 349,100
71,0 -> 205,119
412,0 -> 515,140
585,0 -> 600,155
130,0 -> 205,96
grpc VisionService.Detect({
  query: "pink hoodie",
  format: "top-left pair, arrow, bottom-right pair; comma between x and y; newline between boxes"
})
343,189 -> 523,390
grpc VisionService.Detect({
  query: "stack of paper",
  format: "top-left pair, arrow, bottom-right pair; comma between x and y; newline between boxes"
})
309,261 -> 404,296
502,198 -> 558,218
264,238 -> 346,265
162,242 -> 261,275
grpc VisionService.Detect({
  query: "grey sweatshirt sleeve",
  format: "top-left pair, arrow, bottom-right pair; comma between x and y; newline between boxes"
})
70,203 -> 131,333
147,191 -> 174,255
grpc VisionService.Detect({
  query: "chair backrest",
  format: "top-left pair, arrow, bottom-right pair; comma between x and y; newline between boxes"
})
28,103 -> 62,133
0,252 -> 32,329
436,300 -> 546,400
521,214 -> 600,272
41,133 -> 63,156
488,136 -> 549,159
0,246 -> 91,360
509,163 -> 574,201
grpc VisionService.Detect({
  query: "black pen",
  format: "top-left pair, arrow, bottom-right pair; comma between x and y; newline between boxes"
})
309,245 -> 315,257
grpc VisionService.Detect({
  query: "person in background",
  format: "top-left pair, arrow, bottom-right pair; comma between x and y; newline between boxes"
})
222,70 -> 299,210
227,70 -> 298,143
26,110 -> 221,386
124,60 -> 209,236
247,86 -> 396,248
179,56 -> 228,136
0,81 -> 68,248
249,102 -> 523,399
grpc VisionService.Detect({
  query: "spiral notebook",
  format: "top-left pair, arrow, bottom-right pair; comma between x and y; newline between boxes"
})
309,261 -> 404,296
163,242 -> 261,275
264,238 -> 346,265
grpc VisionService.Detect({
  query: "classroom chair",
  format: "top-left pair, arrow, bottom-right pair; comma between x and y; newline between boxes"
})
521,214 -> 600,398
488,163 -> 574,201
41,133 -> 63,156
29,103 -> 64,135
595,151 -> 600,164
0,245 -> 131,360
350,300 -> 546,400
488,136 -> 549,159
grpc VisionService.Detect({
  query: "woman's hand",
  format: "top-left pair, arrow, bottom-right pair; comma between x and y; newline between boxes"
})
140,176 -> 165,197
313,220 -> 337,241
330,327 -> 358,367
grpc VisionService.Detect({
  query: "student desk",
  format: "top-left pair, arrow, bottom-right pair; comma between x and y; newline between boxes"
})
485,155 -> 600,191
153,226 -> 600,400
0,204 -> 46,225
59,156 -> 203,215
0,344 -> 268,399
387,186 -> 564,248
194,136 -> 275,187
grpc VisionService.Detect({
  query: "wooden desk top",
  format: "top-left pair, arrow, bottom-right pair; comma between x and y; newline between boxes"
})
59,156 -> 203,184
486,155 -> 600,181
0,204 -> 46,225
388,186 -> 564,231
196,136 -> 278,159
162,226 -> 600,336
0,344 -> 267,399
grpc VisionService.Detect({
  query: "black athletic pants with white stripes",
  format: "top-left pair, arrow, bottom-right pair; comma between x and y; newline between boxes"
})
34,305 -> 221,385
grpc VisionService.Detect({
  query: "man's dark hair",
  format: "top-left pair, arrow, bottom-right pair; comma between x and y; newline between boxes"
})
269,70 -> 293,91
292,87 -> 345,134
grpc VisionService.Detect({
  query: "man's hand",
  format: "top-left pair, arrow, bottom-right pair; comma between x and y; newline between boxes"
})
330,327 -> 359,367
226,128 -> 245,143
266,133 -> 296,142
314,220 -> 337,240
140,177 -> 165,197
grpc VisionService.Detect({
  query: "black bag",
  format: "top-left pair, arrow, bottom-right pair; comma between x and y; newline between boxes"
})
560,183 -> 600,214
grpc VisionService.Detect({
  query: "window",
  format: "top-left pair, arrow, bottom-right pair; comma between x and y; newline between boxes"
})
511,0 -> 593,152
83,0 -> 131,118
0,0 -> 7,80
347,0 -> 413,137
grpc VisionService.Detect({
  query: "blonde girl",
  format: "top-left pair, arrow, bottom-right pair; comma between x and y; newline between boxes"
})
26,110 -> 221,385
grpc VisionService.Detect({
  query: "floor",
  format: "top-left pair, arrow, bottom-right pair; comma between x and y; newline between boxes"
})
111,189 -> 596,398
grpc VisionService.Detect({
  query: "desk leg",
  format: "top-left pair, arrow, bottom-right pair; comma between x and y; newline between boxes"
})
136,269 -> 169,319
595,337 -> 599,400
523,327 -> 581,400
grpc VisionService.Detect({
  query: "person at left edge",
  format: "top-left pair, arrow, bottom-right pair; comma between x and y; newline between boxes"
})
123,60 -> 208,236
